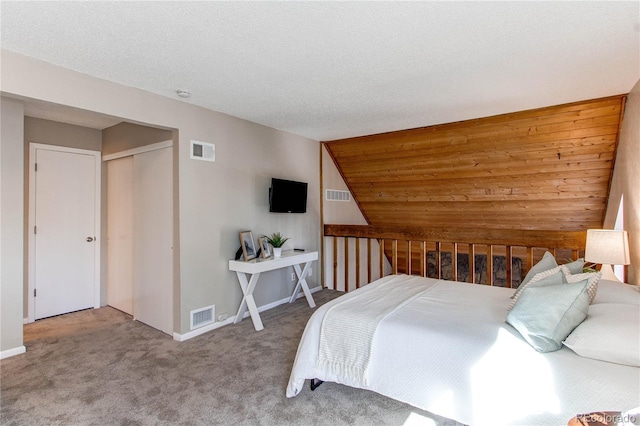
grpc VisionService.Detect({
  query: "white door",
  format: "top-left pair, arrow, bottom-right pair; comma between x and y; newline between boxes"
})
133,147 -> 173,334
107,156 -> 134,315
32,147 -> 98,320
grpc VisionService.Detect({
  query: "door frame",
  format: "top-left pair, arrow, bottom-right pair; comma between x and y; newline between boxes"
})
27,143 -> 102,323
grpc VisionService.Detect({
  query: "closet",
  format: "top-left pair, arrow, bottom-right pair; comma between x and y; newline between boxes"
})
106,142 -> 173,335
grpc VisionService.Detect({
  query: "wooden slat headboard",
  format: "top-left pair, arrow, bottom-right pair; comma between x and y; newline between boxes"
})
324,224 -> 586,291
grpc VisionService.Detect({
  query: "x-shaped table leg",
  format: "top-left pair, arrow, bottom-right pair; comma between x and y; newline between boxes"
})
288,261 -> 316,308
233,271 -> 264,331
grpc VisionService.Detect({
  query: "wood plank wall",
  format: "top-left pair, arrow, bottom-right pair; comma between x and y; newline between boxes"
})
324,95 -> 626,232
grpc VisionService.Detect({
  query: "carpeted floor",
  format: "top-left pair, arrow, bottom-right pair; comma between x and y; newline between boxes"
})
1,289 -> 459,425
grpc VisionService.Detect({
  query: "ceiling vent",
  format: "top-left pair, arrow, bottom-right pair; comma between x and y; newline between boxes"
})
190,140 -> 215,162
326,189 -> 351,202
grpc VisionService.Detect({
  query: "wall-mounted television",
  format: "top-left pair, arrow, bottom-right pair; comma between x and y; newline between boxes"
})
269,178 -> 308,213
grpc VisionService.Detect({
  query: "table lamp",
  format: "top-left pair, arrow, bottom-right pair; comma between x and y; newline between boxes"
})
584,229 -> 630,282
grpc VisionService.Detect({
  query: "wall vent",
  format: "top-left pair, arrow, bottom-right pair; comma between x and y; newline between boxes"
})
190,305 -> 215,330
190,140 -> 215,162
326,189 -> 351,202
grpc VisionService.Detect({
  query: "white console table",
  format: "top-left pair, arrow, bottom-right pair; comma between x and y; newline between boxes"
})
228,250 -> 318,331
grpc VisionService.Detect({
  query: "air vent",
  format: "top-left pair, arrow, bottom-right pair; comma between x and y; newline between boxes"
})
326,189 -> 351,202
190,140 -> 215,162
190,305 -> 215,330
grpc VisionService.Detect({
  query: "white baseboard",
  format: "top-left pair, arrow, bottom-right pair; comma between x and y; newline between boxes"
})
173,286 -> 322,342
0,345 -> 26,360
23,317 -> 28,324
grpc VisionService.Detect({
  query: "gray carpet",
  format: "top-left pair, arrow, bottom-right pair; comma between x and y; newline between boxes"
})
1,289 -> 459,425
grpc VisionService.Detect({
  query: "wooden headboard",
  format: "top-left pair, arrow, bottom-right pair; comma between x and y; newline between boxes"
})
324,224 -> 586,291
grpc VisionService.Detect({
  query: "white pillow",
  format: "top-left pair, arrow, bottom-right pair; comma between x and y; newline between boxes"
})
563,303 -> 640,367
563,270 -> 601,304
593,279 -> 640,305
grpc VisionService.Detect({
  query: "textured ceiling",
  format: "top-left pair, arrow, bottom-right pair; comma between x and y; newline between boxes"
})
1,1 -> 639,140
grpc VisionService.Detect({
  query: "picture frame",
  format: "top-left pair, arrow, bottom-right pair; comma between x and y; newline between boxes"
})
259,236 -> 271,258
239,231 -> 257,261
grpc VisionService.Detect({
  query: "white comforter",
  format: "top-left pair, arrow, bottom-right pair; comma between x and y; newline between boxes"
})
318,274 -> 431,387
287,275 -> 640,426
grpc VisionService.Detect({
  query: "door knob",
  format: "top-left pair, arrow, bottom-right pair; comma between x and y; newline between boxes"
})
86,237 -> 94,242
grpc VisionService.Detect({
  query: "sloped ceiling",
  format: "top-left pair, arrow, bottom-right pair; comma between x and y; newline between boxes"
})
325,96 -> 626,231
1,2 -> 638,140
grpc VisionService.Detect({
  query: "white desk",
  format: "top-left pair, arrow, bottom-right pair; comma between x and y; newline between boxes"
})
228,250 -> 318,331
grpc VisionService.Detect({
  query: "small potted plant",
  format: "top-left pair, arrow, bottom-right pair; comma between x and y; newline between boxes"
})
266,232 -> 289,258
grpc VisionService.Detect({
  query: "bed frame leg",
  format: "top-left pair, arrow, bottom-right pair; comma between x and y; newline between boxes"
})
310,379 -> 324,391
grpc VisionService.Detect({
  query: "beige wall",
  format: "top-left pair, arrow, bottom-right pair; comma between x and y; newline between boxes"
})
604,79 -> 640,285
1,98 -> 25,356
1,49 -> 320,339
24,116 -> 102,150
322,145 -> 368,226
102,122 -> 173,155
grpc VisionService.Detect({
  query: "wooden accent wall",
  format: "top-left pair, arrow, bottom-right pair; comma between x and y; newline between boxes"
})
324,95 -> 626,231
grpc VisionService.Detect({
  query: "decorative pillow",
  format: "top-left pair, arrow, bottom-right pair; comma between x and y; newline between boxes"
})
507,278 -> 590,352
564,303 -> 640,367
513,251 -> 558,296
512,254 -> 585,297
563,270 -> 601,304
593,279 -> 640,305
508,265 -> 566,310
563,257 -> 585,274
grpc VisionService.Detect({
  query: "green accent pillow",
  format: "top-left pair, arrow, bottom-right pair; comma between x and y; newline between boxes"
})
563,270 -> 601,304
506,278 -> 590,352
513,251 -> 557,296
508,266 -> 567,310
564,258 -> 585,274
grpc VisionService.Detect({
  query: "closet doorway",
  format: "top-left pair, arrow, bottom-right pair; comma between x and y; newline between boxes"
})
106,141 -> 173,335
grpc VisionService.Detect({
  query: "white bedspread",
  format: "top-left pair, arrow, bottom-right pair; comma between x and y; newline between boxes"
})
286,275 -> 640,426
318,274 -> 432,387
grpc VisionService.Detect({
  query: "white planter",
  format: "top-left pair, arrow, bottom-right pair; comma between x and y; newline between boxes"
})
273,247 -> 282,258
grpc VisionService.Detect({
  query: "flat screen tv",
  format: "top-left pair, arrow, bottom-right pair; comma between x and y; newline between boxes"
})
269,178 -> 308,213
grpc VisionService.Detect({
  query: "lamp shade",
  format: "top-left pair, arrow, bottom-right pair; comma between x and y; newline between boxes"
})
584,229 -> 631,265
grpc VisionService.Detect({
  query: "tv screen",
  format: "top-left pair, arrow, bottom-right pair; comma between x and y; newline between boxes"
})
269,178 -> 308,213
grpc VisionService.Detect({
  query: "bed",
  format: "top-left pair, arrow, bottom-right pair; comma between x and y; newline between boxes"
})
286,272 -> 640,425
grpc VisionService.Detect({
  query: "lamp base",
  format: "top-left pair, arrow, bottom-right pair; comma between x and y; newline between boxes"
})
598,264 -> 622,282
